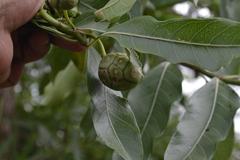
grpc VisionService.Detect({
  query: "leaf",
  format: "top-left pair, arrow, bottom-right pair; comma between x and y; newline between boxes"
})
0,135 -> 13,156
112,151 -> 125,160
95,0 -> 136,23
47,46 -> 71,81
18,135 -> 36,159
74,11 -> 109,32
70,51 -> 87,73
87,47 -> 144,160
129,0 -> 143,18
79,0 -> 109,11
41,61 -> 81,107
125,48 -> 142,69
118,13 -> 131,24
220,0 -> 240,21
212,124 -> 235,160
128,62 -> 183,158
101,16 -> 240,71
164,78 -> 240,160
224,57 -> 240,75
79,100 -> 97,144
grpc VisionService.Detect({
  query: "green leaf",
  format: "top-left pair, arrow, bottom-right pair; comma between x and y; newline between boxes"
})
47,46 -> 71,81
102,16 -> 240,71
224,57 -> 240,75
129,0 -> 143,18
74,11 -> 109,32
164,78 -> 240,160
212,124 -> 235,160
41,61 -> 81,107
87,47 -> 144,160
79,0 -> 109,11
125,48 -> 142,69
79,100 -> 97,144
118,13 -> 131,24
112,151 -> 125,160
128,62 -> 183,158
95,0 -> 136,23
0,135 -> 13,156
220,0 -> 240,21
18,135 -> 36,159
70,51 -> 87,73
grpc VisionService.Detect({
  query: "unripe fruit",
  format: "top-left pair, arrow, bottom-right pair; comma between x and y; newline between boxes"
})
48,0 -> 79,10
98,53 -> 142,91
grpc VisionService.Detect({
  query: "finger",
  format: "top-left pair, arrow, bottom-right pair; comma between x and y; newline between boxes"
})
0,32 -> 13,84
0,58 -> 24,88
50,36 -> 87,52
22,31 -> 50,63
0,30 -> 50,88
3,0 -> 45,31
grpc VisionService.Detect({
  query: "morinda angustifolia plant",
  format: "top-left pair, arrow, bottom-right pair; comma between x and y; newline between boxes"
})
25,0 -> 240,159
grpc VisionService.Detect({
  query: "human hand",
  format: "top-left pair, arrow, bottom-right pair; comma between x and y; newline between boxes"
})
0,0 -> 86,88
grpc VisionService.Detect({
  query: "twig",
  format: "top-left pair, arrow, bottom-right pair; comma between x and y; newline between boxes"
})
181,63 -> 240,86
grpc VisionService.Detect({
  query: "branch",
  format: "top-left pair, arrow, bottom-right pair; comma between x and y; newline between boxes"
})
181,63 -> 240,86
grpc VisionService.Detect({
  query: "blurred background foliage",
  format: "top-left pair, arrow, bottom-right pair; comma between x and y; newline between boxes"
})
1,0 -> 240,159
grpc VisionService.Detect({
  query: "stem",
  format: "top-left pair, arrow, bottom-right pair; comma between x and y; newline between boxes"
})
38,9 -> 74,34
222,75 -> 240,79
63,10 -> 75,29
182,63 -> 240,85
74,31 -> 87,46
31,19 -> 78,43
87,36 -> 101,48
97,40 -> 107,57
38,9 -> 87,46
87,35 -> 106,57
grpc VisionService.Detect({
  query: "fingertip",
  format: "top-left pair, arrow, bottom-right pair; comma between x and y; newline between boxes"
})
0,59 -> 24,88
9,0 -> 46,31
0,32 -> 13,84
0,68 -> 11,85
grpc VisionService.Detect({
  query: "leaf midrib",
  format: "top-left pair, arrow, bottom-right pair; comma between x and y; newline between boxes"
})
141,62 -> 170,136
102,31 -> 240,47
183,79 -> 220,159
96,0 -> 120,14
105,89 -> 131,160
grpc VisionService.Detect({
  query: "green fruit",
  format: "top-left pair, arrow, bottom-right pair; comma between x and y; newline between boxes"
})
48,0 -> 79,10
98,53 -> 142,91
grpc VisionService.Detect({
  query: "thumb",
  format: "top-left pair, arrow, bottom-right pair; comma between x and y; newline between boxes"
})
0,31 -> 13,84
4,0 -> 45,31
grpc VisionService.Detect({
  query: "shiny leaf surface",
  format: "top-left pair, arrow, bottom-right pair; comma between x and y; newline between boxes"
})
102,17 -> 240,71
128,62 -> 183,158
41,61 -> 81,107
87,47 -> 144,160
165,78 -> 240,160
95,0 -> 136,23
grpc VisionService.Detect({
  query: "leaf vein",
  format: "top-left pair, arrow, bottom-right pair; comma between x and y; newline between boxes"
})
183,79 -> 220,159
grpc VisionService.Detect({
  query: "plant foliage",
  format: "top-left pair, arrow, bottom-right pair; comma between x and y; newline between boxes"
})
1,0 -> 240,160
